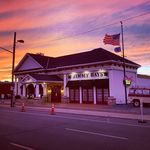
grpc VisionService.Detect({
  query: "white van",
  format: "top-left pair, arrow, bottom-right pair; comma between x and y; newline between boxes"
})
128,87 -> 150,107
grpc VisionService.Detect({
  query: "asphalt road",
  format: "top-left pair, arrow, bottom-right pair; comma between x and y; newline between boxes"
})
0,107 -> 150,150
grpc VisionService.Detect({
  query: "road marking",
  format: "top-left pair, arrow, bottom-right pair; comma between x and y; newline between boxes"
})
65,128 -> 128,140
10,142 -> 35,150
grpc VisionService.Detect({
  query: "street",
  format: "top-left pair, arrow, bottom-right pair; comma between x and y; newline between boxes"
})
0,107 -> 150,150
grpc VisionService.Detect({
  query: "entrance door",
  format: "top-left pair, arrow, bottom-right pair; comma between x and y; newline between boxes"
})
27,84 -> 35,98
69,88 -> 79,103
82,88 -> 94,103
96,79 -> 109,104
96,88 -> 109,104
51,86 -> 61,103
96,88 -> 103,103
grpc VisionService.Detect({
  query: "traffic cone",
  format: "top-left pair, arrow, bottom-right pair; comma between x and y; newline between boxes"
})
50,104 -> 55,115
21,102 -> 26,112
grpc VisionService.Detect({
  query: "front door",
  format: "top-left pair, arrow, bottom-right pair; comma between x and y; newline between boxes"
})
96,79 -> 109,104
51,86 -> 61,103
82,88 -> 94,103
27,84 -> 35,98
69,88 -> 80,103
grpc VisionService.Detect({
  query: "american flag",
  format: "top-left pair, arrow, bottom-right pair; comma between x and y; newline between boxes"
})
103,33 -> 120,46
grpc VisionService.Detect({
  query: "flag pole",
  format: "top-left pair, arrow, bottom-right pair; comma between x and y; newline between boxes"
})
120,21 -> 127,104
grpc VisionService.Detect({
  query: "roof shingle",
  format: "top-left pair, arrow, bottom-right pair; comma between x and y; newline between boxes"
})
17,47 -> 140,73
47,48 -> 139,68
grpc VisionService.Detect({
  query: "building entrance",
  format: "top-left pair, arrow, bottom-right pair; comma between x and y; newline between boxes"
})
27,84 -> 35,98
82,88 -> 94,103
69,88 -> 80,103
51,86 -> 61,103
67,79 -> 109,104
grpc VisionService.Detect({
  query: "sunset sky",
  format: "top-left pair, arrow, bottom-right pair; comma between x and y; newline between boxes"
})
0,0 -> 150,81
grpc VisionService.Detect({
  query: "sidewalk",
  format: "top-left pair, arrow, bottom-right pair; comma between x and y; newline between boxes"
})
1,99 -> 150,121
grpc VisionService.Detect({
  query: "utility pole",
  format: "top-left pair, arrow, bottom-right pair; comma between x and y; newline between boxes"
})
11,32 -> 16,107
0,32 -> 24,107
120,21 -> 127,104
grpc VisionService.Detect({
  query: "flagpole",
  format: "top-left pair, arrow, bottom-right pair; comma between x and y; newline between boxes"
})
120,21 -> 127,104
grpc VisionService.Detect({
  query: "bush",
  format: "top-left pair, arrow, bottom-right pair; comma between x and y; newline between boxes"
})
15,95 -> 21,99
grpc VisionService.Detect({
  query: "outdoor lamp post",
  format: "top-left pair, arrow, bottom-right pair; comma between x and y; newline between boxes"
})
11,32 -> 24,107
0,32 -> 24,107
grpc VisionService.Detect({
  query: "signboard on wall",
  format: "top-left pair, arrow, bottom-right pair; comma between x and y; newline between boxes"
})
68,70 -> 108,81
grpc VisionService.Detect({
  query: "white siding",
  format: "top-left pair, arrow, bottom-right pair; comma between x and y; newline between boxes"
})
19,57 -> 42,71
109,69 -> 137,104
109,70 -> 125,104
137,77 -> 150,88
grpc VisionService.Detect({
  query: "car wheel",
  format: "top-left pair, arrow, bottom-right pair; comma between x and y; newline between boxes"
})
133,100 -> 140,107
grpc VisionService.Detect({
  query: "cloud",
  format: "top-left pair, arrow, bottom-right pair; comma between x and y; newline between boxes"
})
125,1 -> 150,13
138,66 -> 150,75
0,0 -> 150,80
0,67 -> 11,72
126,23 -> 150,38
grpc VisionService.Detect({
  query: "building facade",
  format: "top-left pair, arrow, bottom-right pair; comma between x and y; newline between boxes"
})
14,48 -> 144,104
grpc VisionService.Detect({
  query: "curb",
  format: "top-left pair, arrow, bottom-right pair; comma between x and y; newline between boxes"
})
25,106 -> 150,121
1,104 -> 150,121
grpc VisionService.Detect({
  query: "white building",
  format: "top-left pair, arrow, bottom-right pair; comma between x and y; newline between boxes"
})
14,47 -> 149,105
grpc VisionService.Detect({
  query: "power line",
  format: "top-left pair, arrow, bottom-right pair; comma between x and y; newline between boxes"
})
0,47 -> 12,53
48,11 -> 150,43
49,21 -> 118,42
122,11 -> 150,22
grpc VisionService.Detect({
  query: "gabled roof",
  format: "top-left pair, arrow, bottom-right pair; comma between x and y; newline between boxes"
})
15,47 -> 140,73
15,53 -> 45,72
29,74 -> 63,82
48,48 -> 139,68
28,53 -> 54,68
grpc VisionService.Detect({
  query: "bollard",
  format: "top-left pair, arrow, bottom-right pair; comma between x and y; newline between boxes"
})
138,100 -> 146,123
50,104 -> 55,115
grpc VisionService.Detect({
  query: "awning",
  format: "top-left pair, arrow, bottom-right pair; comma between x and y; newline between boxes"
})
66,80 -> 94,88
66,81 -> 81,88
94,79 -> 109,88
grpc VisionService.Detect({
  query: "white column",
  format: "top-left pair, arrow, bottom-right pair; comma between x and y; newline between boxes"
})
43,83 -> 47,96
79,86 -> 82,104
109,70 -> 114,97
93,86 -> 97,104
14,77 -> 17,96
35,83 -> 40,98
23,84 -> 26,97
66,87 -> 69,97
63,74 -> 67,97
18,83 -> 21,96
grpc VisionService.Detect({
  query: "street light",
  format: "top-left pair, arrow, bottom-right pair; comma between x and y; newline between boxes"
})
11,32 -> 24,107
0,32 -> 24,107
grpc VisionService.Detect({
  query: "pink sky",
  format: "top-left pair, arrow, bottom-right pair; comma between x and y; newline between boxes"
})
0,0 -> 150,81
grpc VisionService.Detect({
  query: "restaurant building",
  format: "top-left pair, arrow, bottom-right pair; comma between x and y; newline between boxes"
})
14,47 -> 147,105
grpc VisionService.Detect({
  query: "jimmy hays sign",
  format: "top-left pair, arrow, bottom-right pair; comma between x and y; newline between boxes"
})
68,70 -> 108,81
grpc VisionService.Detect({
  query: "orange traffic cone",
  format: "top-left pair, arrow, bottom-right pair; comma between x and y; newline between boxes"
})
50,104 -> 55,115
21,102 -> 26,112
